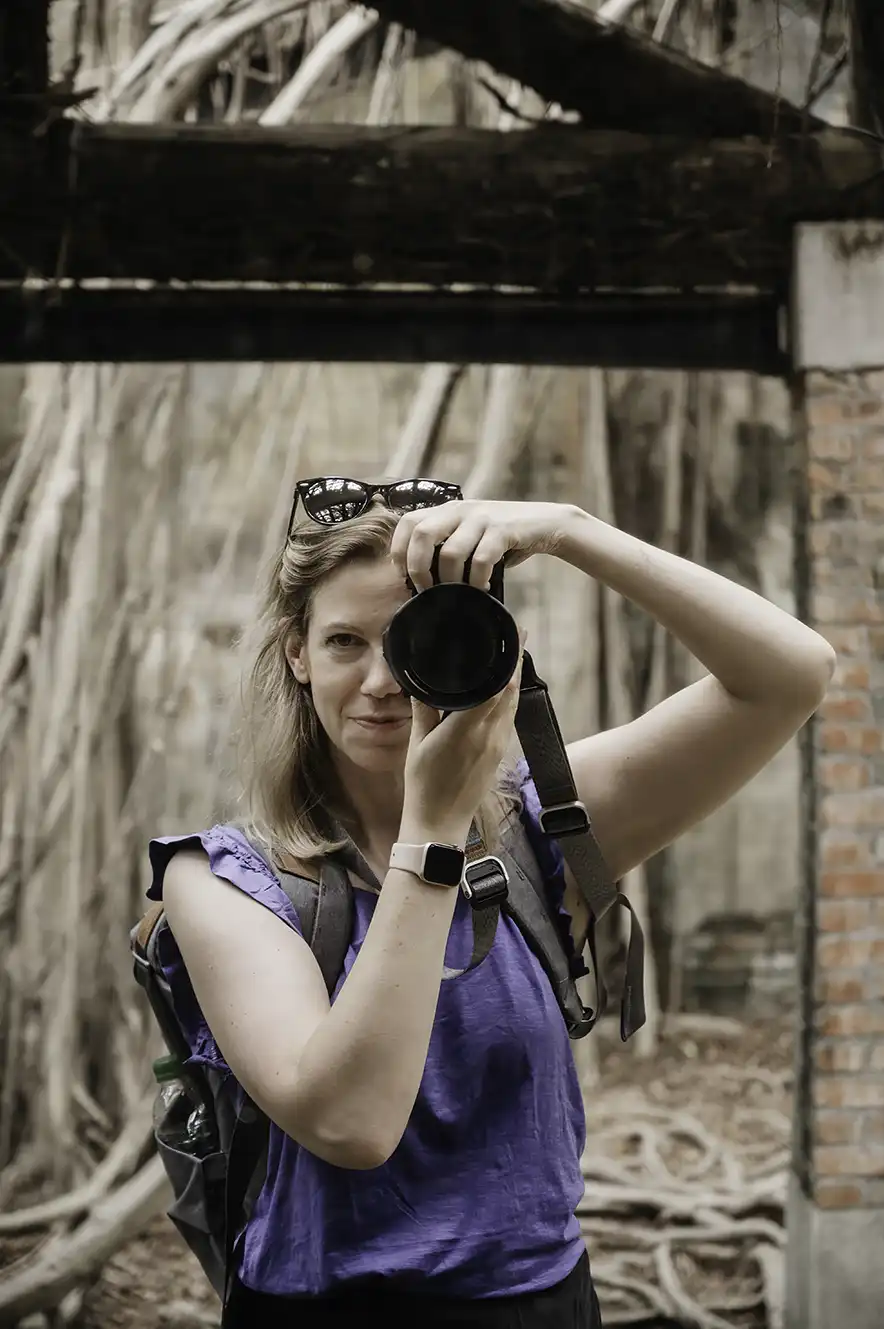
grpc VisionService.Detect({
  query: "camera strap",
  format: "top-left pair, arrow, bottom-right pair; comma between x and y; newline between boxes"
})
512,651 -> 646,1041
311,648 -> 645,1040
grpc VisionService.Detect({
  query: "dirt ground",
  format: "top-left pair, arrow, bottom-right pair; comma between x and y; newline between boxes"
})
2,1014 -> 795,1329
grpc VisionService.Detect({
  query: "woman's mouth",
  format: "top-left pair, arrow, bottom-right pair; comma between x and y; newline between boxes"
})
353,717 -> 409,730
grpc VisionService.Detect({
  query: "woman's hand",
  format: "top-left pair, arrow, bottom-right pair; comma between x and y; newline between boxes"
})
402,630 -> 527,839
389,499 -> 571,592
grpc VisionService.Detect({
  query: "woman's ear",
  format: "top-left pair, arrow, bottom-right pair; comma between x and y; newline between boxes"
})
284,636 -> 310,686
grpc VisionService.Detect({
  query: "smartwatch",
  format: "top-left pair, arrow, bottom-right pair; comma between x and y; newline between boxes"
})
389,841 -> 466,887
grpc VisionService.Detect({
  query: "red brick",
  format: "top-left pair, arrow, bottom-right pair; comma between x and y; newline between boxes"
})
817,1005 -> 884,1037
811,561 -> 866,589
814,1180 -> 864,1209
806,396 -> 877,427
817,899 -> 874,931
815,1145 -> 884,1177
820,870 -> 884,897
817,937 -> 879,969
861,433 -> 884,460
808,460 -> 843,492
809,431 -> 858,462
814,1076 -> 884,1109
814,1109 -> 860,1143
860,1110 -> 884,1143
808,394 -> 884,426
855,462 -> 884,491
819,831 -> 875,870
818,694 -> 873,724
805,397 -> 843,425
822,792 -> 884,829
819,758 -> 871,792
808,598 -> 877,627
814,1041 -> 868,1073
831,661 -> 871,690
861,493 -> 884,518
816,973 -> 869,1003
817,727 -> 882,755
819,627 -> 869,656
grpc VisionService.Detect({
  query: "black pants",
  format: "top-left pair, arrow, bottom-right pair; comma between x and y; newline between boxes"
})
224,1249 -> 602,1328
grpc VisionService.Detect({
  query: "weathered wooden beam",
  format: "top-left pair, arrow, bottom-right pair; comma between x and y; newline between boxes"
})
366,0 -> 821,136
4,121 -> 884,292
0,286 -> 787,373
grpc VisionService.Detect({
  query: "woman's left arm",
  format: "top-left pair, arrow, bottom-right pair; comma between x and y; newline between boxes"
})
553,506 -> 836,882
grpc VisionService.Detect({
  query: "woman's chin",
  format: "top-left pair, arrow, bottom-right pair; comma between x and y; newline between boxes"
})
343,741 -> 407,773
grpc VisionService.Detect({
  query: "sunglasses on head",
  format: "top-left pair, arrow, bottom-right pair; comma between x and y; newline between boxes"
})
287,477 -> 463,539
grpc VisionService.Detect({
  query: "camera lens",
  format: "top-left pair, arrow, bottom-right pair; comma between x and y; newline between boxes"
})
383,582 -> 520,710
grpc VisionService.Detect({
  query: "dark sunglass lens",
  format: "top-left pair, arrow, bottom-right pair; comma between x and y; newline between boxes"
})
303,479 -> 369,524
388,480 -> 454,511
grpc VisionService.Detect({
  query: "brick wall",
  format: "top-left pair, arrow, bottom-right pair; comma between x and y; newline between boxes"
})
798,367 -> 884,1210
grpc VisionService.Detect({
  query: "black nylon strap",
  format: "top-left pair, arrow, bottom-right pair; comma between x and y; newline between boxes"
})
515,651 -> 647,1042
221,1106 -> 269,1315
441,821 -> 502,979
133,926 -> 197,1068
333,820 -> 501,980
307,858 -> 354,994
515,652 -> 613,923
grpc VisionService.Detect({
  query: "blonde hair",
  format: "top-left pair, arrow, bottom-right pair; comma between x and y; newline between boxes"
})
235,503 -> 523,869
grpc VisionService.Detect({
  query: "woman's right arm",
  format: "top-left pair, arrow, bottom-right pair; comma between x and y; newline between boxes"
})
164,638 -> 524,1170
163,806 -> 471,1172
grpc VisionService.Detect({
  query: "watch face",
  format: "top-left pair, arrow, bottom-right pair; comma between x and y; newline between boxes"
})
424,844 -> 465,886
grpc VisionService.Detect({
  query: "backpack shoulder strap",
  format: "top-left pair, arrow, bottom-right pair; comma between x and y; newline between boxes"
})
236,829 -> 354,1000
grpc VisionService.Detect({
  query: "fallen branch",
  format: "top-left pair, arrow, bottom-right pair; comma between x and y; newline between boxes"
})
0,1098 -> 153,1234
0,1156 -> 170,1321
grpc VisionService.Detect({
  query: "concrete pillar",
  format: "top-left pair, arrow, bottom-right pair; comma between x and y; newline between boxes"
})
787,222 -> 884,1329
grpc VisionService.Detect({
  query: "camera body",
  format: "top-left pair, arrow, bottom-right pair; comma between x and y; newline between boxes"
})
382,550 -> 520,711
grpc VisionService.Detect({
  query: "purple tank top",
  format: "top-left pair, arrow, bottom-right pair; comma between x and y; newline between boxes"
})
147,759 -> 588,1298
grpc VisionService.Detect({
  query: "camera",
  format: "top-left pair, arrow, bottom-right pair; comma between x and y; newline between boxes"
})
382,549 -> 521,711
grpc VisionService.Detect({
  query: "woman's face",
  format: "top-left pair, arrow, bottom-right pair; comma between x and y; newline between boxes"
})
286,556 -> 413,772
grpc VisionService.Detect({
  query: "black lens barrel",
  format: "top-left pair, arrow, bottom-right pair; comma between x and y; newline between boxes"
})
383,561 -> 520,711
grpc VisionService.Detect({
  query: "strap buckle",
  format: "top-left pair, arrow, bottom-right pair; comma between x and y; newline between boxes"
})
461,855 -> 509,910
538,800 -> 590,838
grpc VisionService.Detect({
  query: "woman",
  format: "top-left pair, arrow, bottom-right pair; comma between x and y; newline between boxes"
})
150,475 -> 834,1328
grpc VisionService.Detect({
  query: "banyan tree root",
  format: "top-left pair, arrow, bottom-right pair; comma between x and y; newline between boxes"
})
0,1060 -> 790,1326
0,1156 -> 170,1323
580,1062 -> 791,1327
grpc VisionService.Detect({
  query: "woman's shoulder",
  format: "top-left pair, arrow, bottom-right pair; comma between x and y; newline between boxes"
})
146,822 -> 312,934
147,822 -> 270,884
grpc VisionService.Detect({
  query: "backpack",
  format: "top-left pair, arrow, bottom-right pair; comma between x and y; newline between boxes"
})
130,649 -> 646,1311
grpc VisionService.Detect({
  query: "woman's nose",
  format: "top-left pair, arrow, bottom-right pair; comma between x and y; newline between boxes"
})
362,649 -> 400,695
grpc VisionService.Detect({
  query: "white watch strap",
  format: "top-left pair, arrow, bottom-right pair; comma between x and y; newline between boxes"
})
389,842 -> 427,878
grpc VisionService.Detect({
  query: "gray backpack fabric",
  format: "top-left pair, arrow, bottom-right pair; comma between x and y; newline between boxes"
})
130,649 -> 645,1310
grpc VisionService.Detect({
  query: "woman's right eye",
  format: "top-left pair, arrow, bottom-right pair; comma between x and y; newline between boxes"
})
327,633 -> 358,649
